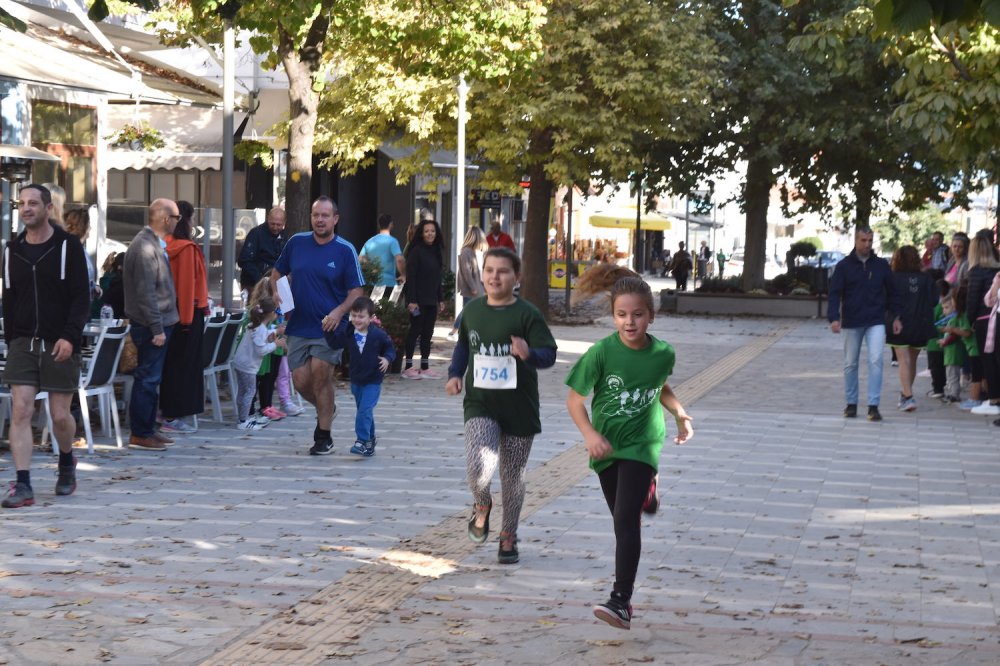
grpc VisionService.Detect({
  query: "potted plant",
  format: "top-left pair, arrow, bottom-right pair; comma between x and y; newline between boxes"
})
359,256 -> 409,372
107,122 -> 165,151
234,140 -> 274,168
373,300 -> 410,373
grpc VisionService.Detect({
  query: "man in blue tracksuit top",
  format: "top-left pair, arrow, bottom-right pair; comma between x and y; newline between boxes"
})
828,227 -> 902,422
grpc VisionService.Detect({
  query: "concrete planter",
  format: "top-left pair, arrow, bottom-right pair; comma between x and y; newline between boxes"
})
660,290 -> 827,318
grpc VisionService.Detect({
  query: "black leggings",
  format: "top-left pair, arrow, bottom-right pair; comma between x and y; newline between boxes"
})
256,353 -> 281,410
404,305 -> 438,366
598,459 -> 656,599
974,319 -> 1000,400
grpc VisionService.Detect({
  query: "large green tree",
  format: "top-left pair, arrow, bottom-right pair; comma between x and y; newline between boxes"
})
649,1 -> 844,292
786,4 -> 963,227
123,0 -> 544,234
316,0 -> 720,314
787,0 -> 1000,186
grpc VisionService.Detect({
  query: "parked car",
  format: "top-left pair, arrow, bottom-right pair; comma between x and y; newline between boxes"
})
803,250 -> 845,275
725,251 -> 783,280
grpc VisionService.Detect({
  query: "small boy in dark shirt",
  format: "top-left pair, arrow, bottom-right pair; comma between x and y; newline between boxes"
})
325,297 -> 396,456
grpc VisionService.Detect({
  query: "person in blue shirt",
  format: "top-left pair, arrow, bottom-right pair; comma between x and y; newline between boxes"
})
325,296 -> 396,457
828,226 -> 902,422
360,214 -> 404,287
271,196 -> 365,456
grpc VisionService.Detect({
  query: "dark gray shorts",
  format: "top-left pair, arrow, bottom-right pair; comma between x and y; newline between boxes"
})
286,335 -> 342,371
3,337 -> 81,392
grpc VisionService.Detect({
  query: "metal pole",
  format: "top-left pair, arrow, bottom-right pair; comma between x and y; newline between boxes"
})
455,75 -> 469,317
221,20 -> 235,309
565,187 -> 573,316
684,196 -> 690,260
634,175 -> 642,272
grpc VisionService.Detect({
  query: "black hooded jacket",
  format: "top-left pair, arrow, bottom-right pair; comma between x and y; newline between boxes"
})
2,222 -> 90,351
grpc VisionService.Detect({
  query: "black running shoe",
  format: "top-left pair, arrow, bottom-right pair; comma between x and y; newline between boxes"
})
55,459 -> 77,496
593,592 -> 632,630
843,404 -> 857,418
867,406 -> 882,422
309,437 -> 334,456
2,482 -> 34,508
498,532 -> 518,564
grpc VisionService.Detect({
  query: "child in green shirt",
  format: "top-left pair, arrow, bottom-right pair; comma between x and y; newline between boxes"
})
565,275 -> 692,631
942,282 -> 978,403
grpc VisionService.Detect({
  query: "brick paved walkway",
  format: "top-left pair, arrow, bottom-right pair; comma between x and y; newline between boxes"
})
1,314 -> 999,665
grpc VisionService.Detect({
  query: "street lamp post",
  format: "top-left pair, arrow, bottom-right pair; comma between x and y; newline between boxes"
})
454,75 -> 469,318
221,19 -> 235,309
634,174 -> 643,273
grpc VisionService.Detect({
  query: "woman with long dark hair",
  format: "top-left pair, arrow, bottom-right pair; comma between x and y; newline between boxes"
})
401,218 -> 444,379
159,201 -> 209,433
886,245 -> 936,412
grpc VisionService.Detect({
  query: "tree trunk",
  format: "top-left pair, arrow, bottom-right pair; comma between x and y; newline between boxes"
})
741,156 -> 774,292
853,174 -> 874,229
521,129 -> 556,318
282,48 -> 317,235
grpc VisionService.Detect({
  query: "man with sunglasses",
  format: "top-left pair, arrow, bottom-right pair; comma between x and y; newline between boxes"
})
123,198 -> 180,451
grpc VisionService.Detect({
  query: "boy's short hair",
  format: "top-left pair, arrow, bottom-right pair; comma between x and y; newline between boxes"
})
351,296 -> 376,316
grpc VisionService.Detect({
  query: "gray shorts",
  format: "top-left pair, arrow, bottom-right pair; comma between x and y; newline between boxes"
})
3,337 -> 81,392
286,335 -> 342,371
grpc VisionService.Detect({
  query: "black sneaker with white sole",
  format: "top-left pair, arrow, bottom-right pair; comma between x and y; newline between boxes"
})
309,437 -> 334,455
593,592 -> 632,630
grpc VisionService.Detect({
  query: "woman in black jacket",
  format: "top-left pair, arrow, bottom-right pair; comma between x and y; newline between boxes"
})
965,235 -> 1000,414
886,246 -> 936,411
401,218 -> 444,379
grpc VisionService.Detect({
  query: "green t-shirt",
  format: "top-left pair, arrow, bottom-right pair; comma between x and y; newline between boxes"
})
459,297 -> 557,436
927,304 -> 943,354
943,312 -> 977,366
565,332 -> 676,474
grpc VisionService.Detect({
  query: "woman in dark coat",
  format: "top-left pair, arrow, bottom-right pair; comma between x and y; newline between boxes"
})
886,245 -> 936,412
159,201 -> 209,432
401,218 -> 444,379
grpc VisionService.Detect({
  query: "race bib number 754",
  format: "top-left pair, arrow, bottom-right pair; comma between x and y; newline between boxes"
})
472,354 -> 517,389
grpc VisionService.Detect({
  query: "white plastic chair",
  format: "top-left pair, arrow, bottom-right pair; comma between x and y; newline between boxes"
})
200,313 -> 242,423
38,323 -> 130,453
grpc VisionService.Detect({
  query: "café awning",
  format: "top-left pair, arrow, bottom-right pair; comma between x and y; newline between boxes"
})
0,145 -> 60,161
588,209 -> 672,232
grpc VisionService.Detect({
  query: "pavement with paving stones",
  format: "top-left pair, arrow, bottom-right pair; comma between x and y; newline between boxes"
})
1,310 -> 999,665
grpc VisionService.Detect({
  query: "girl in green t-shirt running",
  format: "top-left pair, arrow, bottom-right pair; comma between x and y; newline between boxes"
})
565,275 -> 693,631
446,247 -> 558,565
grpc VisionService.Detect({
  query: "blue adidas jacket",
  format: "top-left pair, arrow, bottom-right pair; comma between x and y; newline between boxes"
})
828,250 -> 901,328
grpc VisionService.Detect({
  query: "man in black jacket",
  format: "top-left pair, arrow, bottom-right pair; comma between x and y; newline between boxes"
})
238,206 -> 286,291
1,184 -> 90,508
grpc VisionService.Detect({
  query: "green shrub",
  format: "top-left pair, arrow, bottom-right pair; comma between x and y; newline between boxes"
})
695,276 -> 744,294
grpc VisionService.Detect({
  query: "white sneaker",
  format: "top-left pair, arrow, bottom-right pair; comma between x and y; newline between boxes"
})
281,402 -> 304,416
401,367 -> 422,379
254,414 -> 271,426
161,418 -> 197,434
971,402 -> 1000,415
237,419 -> 265,431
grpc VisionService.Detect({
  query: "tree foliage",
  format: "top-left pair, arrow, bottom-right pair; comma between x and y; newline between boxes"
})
649,1 -> 846,292
872,203 -> 959,253
784,0 -> 1000,30
314,0 -> 721,315
144,0 -> 544,235
788,5 -> 965,224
